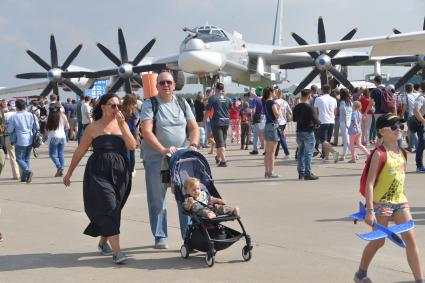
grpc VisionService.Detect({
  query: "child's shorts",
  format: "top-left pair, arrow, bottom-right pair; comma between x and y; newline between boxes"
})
374,202 -> 410,217
199,204 -> 235,218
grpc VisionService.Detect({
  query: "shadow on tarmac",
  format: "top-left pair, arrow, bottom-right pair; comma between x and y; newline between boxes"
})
0,246 -> 245,271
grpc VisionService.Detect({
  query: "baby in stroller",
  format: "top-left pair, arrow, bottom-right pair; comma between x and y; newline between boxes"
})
183,177 -> 240,219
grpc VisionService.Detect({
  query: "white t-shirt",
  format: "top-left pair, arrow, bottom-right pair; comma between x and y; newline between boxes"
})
314,94 -> 337,124
275,98 -> 291,125
47,114 -> 68,141
414,93 -> 425,116
81,103 -> 92,125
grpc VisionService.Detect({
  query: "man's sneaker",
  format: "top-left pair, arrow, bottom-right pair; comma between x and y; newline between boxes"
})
217,161 -> 227,167
55,168 -> 63,177
249,150 -> 258,155
298,175 -> 304,180
26,171 -> 33,183
154,238 -> 169,249
283,155 -> 290,160
112,251 -> 129,264
214,156 -> 220,165
304,174 -> 319,181
98,242 -> 113,256
334,152 -> 340,163
416,167 -> 425,173
268,172 -> 280,178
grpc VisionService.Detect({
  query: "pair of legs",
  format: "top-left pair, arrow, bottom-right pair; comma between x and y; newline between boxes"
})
5,137 -> 20,179
98,235 -> 120,254
296,131 -> 315,177
319,123 -> 337,159
415,126 -> 424,169
240,123 -> 250,148
15,145 -> 32,182
48,140 -> 65,172
357,211 -> 423,281
275,125 -> 290,156
206,121 -> 215,154
212,125 -> 228,163
252,123 -> 264,151
264,140 -> 278,174
229,119 -> 240,142
349,133 -> 370,160
362,114 -> 372,145
340,124 -> 350,158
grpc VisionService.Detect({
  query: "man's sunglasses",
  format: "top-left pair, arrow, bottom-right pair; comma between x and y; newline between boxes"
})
390,123 -> 404,131
158,80 -> 174,86
106,103 -> 119,109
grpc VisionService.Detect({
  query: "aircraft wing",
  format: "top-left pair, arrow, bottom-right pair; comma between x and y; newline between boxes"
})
0,81 -> 48,96
247,43 -> 311,65
145,54 -> 180,69
272,31 -> 425,57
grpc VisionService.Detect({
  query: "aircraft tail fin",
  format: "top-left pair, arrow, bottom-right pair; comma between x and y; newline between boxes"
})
272,0 -> 283,46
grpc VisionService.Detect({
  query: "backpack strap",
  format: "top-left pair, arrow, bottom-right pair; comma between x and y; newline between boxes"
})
150,95 -> 187,135
375,145 -> 387,178
176,96 -> 187,119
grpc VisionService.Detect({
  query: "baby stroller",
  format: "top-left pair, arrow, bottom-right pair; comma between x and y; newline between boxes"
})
168,149 -> 252,267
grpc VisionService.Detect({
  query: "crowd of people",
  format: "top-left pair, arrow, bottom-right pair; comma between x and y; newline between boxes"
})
0,71 -> 424,281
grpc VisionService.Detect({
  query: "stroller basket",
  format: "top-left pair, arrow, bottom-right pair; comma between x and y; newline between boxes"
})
191,225 -> 242,252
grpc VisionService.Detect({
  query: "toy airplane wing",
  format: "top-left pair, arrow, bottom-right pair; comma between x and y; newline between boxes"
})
356,230 -> 387,241
385,220 -> 415,234
357,221 -> 414,248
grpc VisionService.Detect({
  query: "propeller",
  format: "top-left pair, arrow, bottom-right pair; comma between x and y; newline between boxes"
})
93,28 -> 166,94
281,17 -> 368,94
16,34 -> 91,98
382,17 -> 425,89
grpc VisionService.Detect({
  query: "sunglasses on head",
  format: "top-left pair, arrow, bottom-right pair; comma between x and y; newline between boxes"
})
390,123 -> 404,131
158,80 -> 173,86
106,103 -> 119,109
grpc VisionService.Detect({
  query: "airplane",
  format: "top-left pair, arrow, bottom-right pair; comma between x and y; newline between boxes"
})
350,202 -> 415,248
2,0 -> 425,98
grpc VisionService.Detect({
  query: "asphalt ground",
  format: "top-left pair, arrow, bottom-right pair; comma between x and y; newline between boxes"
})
0,135 -> 424,283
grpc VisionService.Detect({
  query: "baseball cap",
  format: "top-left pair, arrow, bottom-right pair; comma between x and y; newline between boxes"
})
376,113 -> 404,130
215,82 -> 224,90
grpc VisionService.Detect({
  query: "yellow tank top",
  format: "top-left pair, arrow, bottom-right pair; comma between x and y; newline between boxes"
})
373,149 -> 407,204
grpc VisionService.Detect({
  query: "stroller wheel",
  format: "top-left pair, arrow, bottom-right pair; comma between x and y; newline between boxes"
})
242,245 -> 252,261
205,253 -> 214,267
180,244 -> 189,259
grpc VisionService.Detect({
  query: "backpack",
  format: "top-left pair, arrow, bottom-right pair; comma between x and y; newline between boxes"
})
359,145 -> 407,197
141,96 -> 187,137
378,87 -> 396,114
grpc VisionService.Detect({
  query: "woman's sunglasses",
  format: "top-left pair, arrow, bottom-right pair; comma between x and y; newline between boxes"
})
390,123 -> 404,131
158,80 -> 173,86
106,103 -> 119,109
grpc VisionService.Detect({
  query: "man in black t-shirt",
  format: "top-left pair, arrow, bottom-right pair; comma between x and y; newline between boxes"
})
293,89 -> 320,180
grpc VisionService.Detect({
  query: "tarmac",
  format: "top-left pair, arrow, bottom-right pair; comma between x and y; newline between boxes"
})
0,134 -> 424,283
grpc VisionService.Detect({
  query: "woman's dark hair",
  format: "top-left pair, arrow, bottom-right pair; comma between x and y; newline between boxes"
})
262,87 -> 274,103
339,88 -> 351,106
121,93 -> 137,121
92,93 -> 119,121
45,106 -> 62,131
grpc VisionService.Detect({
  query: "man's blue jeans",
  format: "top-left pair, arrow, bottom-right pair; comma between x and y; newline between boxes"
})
296,131 -> 315,177
252,123 -> 260,151
143,159 -> 190,240
49,141 -> 65,169
15,145 -> 32,181
415,126 -> 424,169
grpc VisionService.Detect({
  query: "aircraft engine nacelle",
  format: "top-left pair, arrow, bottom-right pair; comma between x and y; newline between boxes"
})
61,77 -> 91,92
172,70 -> 185,91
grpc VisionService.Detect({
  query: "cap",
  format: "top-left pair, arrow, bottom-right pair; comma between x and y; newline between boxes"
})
215,82 -> 224,90
249,88 -> 256,94
376,113 -> 404,130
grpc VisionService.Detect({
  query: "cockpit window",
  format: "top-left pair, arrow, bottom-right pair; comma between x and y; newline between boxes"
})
184,26 -> 229,43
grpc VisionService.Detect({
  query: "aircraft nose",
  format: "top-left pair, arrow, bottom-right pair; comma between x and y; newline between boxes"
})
183,38 -> 205,51
178,51 -> 223,73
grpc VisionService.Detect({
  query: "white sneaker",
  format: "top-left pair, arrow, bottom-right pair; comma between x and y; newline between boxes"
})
132,170 -> 136,177
334,152 -> 340,163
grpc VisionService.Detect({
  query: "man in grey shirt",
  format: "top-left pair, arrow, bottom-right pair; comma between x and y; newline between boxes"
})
141,71 -> 199,249
413,80 -> 425,173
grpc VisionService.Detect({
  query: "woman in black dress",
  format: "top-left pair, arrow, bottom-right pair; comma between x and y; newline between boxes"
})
63,93 -> 136,264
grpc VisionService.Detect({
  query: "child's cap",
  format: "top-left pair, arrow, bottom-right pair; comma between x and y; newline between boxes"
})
376,113 -> 404,130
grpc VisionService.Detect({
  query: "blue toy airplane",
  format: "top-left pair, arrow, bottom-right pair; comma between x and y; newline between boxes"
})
350,202 -> 415,248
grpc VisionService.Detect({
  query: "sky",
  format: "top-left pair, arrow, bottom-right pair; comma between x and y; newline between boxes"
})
0,0 -> 424,97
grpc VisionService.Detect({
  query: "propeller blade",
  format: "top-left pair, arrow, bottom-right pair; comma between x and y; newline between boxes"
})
395,64 -> 422,90
118,28 -> 128,63
320,71 -> 328,87
331,55 -> 369,66
40,82 -> 53,97
381,56 -> 418,64
393,28 -> 402,34
96,43 -> 122,66
280,61 -> 315,69
423,16 -> 425,30
16,72 -> 46,79
109,78 -> 125,93
132,38 -> 157,66
124,79 -> 132,94
318,17 -> 326,44
50,34 -> 58,68
62,44 -> 83,70
53,82 -> 59,95
328,28 -> 358,58
328,67 -> 354,91
61,71 -> 95,78
93,68 -> 118,78
291,32 -> 319,59
422,67 -> 425,80
132,74 -> 143,87
26,50 -> 51,71
293,68 -> 320,94
133,63 -> 166,74
62,79 -> 84,96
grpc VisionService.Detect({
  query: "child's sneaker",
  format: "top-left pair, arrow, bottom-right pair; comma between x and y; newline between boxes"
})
348,159 -> 356,163
98,242 -> 113,256
112,251 -> 129,264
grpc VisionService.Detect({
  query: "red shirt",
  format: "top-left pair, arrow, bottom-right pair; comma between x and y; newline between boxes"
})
359,97 -> 373,114
229,105 -> 240,120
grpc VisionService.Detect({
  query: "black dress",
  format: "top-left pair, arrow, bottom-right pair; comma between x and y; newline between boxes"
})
83,135 -> 131,237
